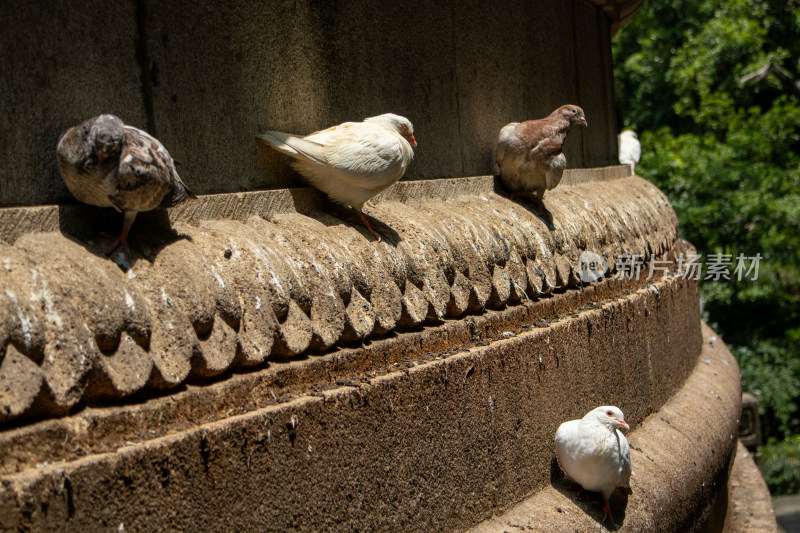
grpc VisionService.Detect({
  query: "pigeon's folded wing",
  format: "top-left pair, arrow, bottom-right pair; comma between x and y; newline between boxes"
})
266,122 -> 408,191
529,134 -> 566,162
495,123 -> 520,165
111,127 -> 192,211
619,432 -> 632,489
256,131 -> 315,160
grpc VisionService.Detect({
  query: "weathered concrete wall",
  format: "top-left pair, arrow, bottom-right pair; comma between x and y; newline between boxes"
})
0,0 -> 147,206
0,276 -> 707,532
725,443 -> 779,532
469,323 -> 741,533
0,168 -> 747,531
0,169 -> 675,423
1,0 -> 619,207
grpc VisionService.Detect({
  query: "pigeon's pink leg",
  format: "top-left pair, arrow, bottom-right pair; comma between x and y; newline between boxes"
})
601,500 -> 616,527
102,224 -> 131,255
535,198 -> 546,216
354,209 -> 390,242
101,211 -> 136,255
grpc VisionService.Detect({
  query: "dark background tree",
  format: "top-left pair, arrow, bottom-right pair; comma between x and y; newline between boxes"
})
613,0 -> 800,494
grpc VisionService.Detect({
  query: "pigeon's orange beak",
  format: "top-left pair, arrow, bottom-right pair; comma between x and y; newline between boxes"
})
408,134 -> 417,149
618,419 -> 630,430
580,117 -> 588,127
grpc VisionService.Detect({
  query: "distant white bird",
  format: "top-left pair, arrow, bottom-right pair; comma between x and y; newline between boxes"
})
496,105 -> 587,216
618,129 -> 641,172
554,405 -> 632,525
57,114 -> 194,255
257,114 -> 417,241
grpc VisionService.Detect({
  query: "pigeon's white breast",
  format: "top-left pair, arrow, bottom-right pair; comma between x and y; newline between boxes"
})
555,419 -> 628,498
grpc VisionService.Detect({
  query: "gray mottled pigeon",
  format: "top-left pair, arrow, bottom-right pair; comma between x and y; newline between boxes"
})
57,114 -> 194,254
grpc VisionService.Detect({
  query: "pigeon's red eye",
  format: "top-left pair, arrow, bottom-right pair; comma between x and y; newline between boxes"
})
606,410 -> 613,416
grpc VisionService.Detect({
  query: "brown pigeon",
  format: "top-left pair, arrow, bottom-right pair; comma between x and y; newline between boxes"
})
57,114 -> 194,254
257,113 -> 416,241
496,105 -> 587,215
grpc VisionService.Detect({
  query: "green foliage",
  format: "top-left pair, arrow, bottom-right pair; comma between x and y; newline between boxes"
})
733,342 -> 800,438
761,435 -> 800,495
615,0 -> 800,133
613,0 -> 800,457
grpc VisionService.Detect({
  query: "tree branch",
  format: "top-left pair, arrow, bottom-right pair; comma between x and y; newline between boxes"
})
738,60 -> 800,98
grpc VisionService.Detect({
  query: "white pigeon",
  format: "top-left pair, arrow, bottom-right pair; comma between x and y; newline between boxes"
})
257,114 -> 417,241
554,405 -> 632,525
618,129 -> 641,172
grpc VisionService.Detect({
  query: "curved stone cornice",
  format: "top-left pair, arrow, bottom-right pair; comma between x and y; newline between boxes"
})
468,322 -> 740,532
0,168 -> 677,423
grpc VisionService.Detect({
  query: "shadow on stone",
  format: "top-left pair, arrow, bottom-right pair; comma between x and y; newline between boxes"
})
492,176 -> 556,230
57,204 -> 191,267
317,203 -> 402,246
126,209 -> 193,260
254,140 -> 299,192
57,203 -> 120,258
526,202 -> 555,230
550,457 -> 628,530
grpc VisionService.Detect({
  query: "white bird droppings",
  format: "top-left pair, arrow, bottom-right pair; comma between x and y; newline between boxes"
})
124,290 -> 136,312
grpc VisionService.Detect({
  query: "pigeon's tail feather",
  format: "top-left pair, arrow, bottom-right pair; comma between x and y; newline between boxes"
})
257,131 -> 328,167
162,180 -> 195,207
256,131 -> 303,157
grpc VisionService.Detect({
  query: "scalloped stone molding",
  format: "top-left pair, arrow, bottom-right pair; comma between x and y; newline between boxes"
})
0,166 -> 756,532
0,167 -> 678,424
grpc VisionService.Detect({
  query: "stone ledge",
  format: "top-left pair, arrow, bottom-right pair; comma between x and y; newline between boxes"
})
724,442 -> 778,532
0,167 -> 633,243
0,273 -> 697,478
468,322 -> 741,533
0,167 -> 680,425
0,273 -> 703,531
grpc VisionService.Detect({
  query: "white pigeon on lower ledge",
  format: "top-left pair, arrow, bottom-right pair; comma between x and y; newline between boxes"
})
554,405 -> 633,526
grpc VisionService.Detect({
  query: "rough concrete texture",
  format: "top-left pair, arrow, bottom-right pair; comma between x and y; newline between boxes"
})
724,442 -> 778,532
0,273 -> 709,532
0,170 -> 680,423
0,268 -> 699,475
1,0 -> 623,207
468,323 -> 741,533
0,0 -> 147,207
